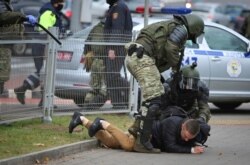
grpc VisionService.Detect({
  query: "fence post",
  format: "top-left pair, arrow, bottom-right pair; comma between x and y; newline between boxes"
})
42,27 -> 58,123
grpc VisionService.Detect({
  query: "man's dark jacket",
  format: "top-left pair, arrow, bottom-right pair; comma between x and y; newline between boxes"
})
151,116 -> 195,153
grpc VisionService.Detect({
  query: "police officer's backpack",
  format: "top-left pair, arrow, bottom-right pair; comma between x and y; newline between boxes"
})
159,105 -> 189,120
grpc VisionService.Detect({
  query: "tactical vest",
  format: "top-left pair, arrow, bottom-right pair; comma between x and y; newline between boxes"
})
136,20 -> 182,55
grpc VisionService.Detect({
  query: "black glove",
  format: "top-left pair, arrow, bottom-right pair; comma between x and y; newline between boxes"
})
127,44 -> 137,56
127,44 -> 144,58
136,46 -> 144,58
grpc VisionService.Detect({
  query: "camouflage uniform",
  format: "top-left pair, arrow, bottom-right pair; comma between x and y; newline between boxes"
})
0,0 -> 26,94
125,14 -> 204,153
83,22 -> 107,109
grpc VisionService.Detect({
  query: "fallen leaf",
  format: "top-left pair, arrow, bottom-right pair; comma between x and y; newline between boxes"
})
33,143 -> 45,147
35,159 -> 40,164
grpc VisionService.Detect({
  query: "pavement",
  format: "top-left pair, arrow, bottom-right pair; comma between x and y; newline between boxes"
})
1,121 -> 250,165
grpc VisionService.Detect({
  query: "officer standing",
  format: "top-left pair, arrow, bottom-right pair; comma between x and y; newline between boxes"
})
104,0 -> 133,108
83,21 -> 107,109
0,0 -> 36,94
14,0 -> 65,106
125,14 -> 204,153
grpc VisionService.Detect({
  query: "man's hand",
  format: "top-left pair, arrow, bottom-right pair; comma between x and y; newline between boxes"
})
26,15 -> 37,26
192,146 -> 205,154
108,50 -> 116,60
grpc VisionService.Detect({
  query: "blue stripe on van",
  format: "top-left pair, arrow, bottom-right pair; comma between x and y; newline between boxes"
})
194,50 -> 224,56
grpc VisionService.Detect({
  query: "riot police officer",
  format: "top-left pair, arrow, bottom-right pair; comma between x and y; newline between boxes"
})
162,62 -> 211,123
125,14 -> 204,153
0,0 -> 36,94
83,21 -> 107,109
104,0 -> 133,108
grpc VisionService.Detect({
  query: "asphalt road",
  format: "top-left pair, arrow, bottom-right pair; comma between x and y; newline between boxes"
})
45,111 -> 250,165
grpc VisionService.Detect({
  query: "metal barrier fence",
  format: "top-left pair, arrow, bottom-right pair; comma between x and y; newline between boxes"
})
0,26 -> 139,124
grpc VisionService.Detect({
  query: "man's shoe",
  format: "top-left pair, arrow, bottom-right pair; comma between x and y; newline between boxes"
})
69,112 -> 83,133
133,137 -> 161,153
88,117 -> 104,137
14,87 -> 25,104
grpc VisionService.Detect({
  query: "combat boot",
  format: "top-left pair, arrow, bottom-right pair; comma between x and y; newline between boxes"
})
128,118 -> 140,138
133,134 -> 161,153
14,82 -> 30,104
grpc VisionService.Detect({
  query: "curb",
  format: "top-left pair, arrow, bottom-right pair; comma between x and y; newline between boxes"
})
0,139 -> 98,165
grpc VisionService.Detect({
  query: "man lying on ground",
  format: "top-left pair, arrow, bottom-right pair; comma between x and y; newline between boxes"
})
68,111 -> 206,154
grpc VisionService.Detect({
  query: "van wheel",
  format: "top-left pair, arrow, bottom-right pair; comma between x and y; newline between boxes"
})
213,102 -> 242,110
73,97 -> 85,107
12,44 -> 27,56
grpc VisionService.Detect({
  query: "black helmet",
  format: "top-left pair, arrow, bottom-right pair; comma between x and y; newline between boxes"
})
179,62 -> 200,91
174,14 -> 204,43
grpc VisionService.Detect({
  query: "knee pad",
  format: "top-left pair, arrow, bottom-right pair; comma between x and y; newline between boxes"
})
143,96 -> 162,118
24,73 -> 40,90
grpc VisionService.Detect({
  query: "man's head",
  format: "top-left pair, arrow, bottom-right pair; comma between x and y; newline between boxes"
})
181,119 -> 200,141
174,14 -> 204,43
51,0 -> 64,11
179,62 -> 200,92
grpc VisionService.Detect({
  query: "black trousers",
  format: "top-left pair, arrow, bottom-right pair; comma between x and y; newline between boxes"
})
104,47 -> 129,105
32,43 -> 45,74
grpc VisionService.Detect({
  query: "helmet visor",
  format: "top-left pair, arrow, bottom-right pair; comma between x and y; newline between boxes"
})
179,77 -> 199,91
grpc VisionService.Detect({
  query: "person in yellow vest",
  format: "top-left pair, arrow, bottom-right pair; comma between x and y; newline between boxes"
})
14,0 -> 65,106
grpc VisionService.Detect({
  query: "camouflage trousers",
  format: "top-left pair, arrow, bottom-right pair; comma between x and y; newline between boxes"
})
84,58 -> 107,108
125,49 -> 164,137
0,47 -> 11,83
125,53 -> 164,102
